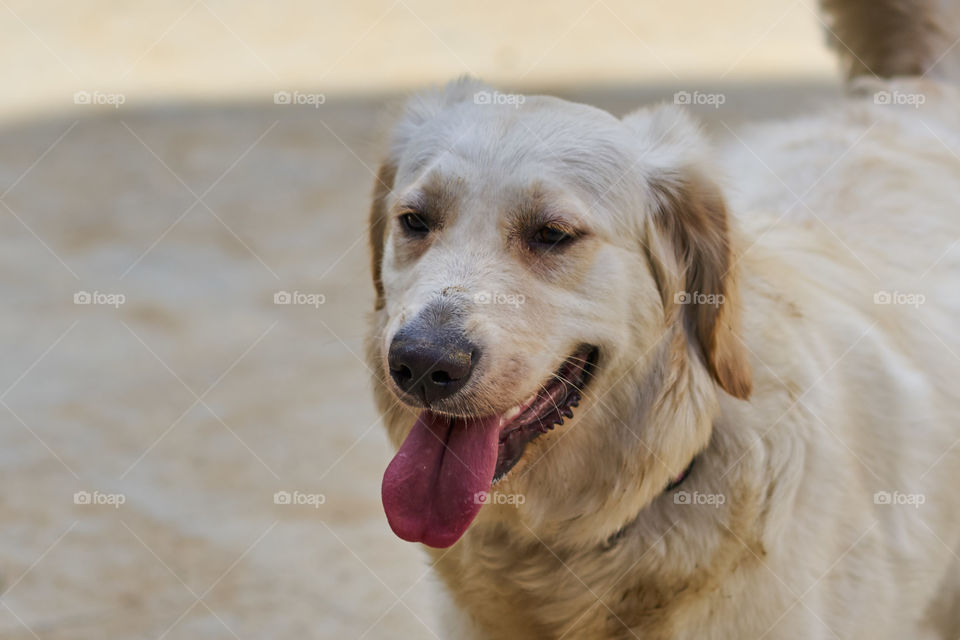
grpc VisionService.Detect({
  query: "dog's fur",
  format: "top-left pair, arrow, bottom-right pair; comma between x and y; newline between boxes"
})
365,4 -> 960,638
821,0 -> 960,80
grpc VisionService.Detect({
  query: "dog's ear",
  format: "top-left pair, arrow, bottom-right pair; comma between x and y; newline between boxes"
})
369,160 -> 396,311
650,169 -> 752,399
626,106 -> 752,399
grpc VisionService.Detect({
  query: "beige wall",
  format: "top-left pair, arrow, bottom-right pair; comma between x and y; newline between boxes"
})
1,0 -> 836,119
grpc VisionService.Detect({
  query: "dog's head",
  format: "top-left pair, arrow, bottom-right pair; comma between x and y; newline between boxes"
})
367,79 -> 751,548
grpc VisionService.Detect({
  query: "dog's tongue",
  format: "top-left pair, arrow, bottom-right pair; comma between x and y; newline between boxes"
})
382,411 -> 501,548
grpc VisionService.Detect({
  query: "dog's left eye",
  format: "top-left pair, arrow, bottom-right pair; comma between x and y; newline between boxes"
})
399,212 -> 430,235
530,224 -> 575,248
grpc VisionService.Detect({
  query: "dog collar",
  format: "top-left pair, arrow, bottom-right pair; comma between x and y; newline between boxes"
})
664,457 -> 696,492
604,457 -> 699,548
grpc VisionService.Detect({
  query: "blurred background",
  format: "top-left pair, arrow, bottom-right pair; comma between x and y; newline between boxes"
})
0,1 -> 841,638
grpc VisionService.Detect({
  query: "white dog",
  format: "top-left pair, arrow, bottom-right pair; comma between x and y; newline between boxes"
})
365,1 -> 960,637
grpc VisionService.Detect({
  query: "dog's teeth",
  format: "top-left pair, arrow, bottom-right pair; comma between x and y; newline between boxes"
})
503,405 -> 522,421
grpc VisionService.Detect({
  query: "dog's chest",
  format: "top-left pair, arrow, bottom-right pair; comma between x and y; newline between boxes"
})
430,535 -> 721,640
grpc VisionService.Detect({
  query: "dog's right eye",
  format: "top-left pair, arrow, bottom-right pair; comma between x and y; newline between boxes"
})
399,212 -> 430,235
528,223 -> 576,250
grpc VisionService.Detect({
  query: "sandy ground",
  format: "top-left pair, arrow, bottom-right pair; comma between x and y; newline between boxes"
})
0,2 -> 839,638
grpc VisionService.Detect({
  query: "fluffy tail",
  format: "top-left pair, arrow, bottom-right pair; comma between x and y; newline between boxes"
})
820,0 -> 960,81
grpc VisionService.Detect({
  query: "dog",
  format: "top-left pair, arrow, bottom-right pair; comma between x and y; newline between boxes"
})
365,1 -> 960,637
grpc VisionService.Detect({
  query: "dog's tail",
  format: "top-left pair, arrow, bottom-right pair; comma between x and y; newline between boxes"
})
820,0 -> 960,81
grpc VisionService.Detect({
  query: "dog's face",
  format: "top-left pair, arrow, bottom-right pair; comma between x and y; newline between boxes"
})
367,80 -> 751,548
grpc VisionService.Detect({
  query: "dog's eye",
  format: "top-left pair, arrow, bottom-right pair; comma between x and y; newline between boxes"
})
399,212 -> 430,235
530,224 -> 575,248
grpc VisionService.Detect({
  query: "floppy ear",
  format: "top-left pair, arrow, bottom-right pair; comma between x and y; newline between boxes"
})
627,106 -> 752,399
650,169 -> 752,399
369,160 -> 396,311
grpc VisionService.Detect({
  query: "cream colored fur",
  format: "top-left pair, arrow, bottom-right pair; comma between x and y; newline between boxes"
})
365,9 -> 960,639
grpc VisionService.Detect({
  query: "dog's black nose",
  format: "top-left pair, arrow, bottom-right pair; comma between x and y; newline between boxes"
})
388,327 -> 479,404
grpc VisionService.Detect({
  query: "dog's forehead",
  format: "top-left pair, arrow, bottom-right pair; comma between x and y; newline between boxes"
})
450,96 -> 628,166
397,95 -> 639,207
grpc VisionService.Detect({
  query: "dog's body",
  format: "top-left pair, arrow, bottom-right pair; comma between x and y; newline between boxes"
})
366,4 -> 960,638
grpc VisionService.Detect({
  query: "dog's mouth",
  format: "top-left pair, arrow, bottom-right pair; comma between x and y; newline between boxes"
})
494,347 -> 596,481
381,346 -> 597,548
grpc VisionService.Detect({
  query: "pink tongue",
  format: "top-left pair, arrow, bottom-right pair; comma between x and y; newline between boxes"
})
382,411 -> 501,548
